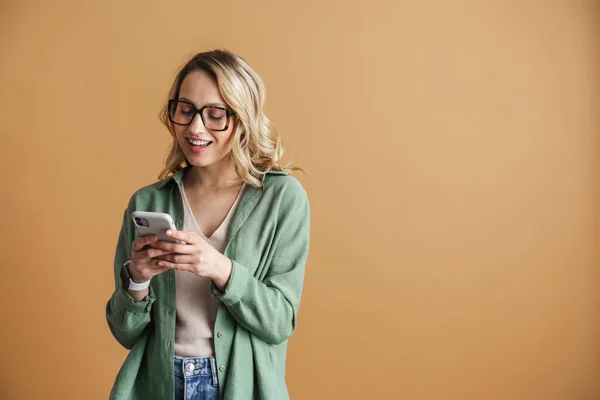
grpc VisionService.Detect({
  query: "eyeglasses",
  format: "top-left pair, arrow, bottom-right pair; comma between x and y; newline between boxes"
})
168,99 -> 234,131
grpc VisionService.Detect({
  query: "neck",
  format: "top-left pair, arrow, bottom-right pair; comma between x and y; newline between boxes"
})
184,157 -> 242,190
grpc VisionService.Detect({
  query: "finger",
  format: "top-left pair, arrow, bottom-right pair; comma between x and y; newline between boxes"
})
145,248 -> 175,260
154,253 -> 197,264
150,240 -> 194,254
132,234 -> 158,251
165,229 -> 197,245
156,259 -> 193,272
147,258 -> 172,272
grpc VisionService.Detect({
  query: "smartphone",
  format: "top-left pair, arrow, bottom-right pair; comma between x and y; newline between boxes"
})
131,211 -> 185,245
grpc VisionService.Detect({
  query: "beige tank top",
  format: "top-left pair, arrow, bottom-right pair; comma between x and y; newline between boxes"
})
173,179 -> 245,357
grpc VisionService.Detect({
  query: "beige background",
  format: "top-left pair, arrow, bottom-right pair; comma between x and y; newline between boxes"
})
1,1 -> 598,399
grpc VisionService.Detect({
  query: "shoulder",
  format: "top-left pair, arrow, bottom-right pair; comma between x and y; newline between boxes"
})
125,179 -> 171,211
261,171 -> 309,216
262,171 -> 308,201
126,166 -> 188,206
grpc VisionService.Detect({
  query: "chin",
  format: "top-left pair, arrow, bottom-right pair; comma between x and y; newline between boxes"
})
186,157 -> 215,168
181,145 -> 232,169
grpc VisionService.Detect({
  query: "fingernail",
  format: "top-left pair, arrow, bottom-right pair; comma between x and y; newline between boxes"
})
166,230 -> 172,235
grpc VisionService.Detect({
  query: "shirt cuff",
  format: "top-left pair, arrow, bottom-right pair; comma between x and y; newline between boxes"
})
115,284 -> 156,314
211,260 -> 250,306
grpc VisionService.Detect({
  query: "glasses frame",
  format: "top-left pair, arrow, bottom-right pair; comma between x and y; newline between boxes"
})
168,99 -> 235,131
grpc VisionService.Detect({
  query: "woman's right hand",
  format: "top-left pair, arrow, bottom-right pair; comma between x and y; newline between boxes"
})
128,234 -> 172,283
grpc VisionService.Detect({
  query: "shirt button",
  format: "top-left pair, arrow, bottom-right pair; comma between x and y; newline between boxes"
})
166,341 -> 172,347
217,331 -> 223,338
168,310 -> 174,316
219,365 -> 225,372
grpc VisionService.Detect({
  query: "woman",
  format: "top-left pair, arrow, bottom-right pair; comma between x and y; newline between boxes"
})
106,49 -> 310,400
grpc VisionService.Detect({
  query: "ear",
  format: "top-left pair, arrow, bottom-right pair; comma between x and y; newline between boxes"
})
233,118 -> 246,143
232,116 -> 240,133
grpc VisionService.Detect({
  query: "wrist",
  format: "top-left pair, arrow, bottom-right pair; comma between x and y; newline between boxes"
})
127,261 -> 148,284
122,260 -> 151,292
212,256 -> 232,292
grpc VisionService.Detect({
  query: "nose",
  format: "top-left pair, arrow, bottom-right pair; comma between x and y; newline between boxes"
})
188,112 -> 207,134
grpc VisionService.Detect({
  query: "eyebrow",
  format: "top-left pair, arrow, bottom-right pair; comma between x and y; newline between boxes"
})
178,97 -> 227,108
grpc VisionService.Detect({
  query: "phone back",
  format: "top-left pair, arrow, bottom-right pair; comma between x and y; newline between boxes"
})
131,211 -> 181,243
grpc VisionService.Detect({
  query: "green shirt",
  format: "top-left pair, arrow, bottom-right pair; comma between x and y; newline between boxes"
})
106,165 -> 310,400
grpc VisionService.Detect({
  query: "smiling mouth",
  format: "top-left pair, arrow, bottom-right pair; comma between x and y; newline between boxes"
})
187,137 -> 213,148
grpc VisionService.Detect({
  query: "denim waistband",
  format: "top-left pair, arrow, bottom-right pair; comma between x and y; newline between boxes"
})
174,356 -> 218,385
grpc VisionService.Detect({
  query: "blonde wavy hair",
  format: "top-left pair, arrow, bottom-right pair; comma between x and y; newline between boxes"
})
158,49 -> 297,187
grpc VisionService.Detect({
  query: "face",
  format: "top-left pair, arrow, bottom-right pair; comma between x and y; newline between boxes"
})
172,70 -> 236,169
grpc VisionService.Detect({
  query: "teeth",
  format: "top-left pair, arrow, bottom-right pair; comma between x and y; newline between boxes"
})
188,138 -> 211,146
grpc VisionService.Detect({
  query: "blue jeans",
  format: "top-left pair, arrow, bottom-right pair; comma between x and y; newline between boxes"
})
174,356 -> 220,400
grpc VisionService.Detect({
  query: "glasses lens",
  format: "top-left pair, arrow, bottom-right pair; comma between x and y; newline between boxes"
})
202,107 -> 228,130
170,101 -> 195,125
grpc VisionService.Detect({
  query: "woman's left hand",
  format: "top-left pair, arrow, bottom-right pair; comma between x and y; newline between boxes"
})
150,229 -> 232,290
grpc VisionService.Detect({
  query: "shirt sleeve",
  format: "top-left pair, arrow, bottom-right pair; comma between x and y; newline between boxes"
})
211,180 -> 310,345
106,205 -> 156,350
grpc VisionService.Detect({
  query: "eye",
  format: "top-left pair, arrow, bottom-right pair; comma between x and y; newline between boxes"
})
206,108 -> 226,120
179,104 -> 194,115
